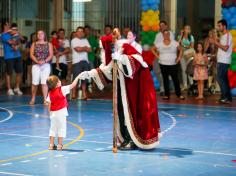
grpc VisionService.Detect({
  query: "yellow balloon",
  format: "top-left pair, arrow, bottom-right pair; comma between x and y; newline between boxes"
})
147,10 -> 154,16
230,30 -> 236,37
148,20 -> 154,27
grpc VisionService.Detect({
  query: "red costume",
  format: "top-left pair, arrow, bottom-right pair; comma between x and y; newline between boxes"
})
49,87 -> 68,111
86,39 -> 161,149
100,34 -> 113,65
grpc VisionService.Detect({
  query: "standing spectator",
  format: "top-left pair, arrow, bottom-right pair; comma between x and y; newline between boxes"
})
204,29 -> 218,92
178,25 -> 195,91
71,26 -> 91,100
29,30 -> 53,105
21,36 -> 28,86
121,27 -> 130,39
66,31 -> 76,83
51,28 -> 70,85
210,19 -> 233,103
25,32 -> 36,86
193,42 -> 208,99
99,25 -> 113,65
152,21 -> 174,95
151,30 -> 184,100
1,23 -> 23,95
84,25 -> 99,70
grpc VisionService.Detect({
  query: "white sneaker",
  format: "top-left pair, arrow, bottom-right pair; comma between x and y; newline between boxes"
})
14,88 -> 23,95
7,89 -> 15,95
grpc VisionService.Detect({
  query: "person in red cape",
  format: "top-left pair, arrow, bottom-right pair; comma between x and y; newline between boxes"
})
79,29 -> 161,150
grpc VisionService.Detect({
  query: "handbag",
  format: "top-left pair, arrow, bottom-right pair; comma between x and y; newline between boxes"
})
183,48 -> 195,59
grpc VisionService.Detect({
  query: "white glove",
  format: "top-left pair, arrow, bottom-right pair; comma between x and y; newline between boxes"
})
112,52 -> 122,62
79,71 -> 90,80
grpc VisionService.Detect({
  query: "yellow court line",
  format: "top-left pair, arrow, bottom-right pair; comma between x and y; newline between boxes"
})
0,121 -> 84,163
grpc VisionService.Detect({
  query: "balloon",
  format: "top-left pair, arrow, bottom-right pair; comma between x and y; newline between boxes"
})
224,12 -> 231,21
152,25 -> 159,31
232,52 -> 236,60
233,47 -> 236,53
148,20 -> 154,27
147,9 -> 155,16
222,8 -> 228,16
230,18 -> 236,26
228,69 -> 236,88
141,0 -> 147,6
231,30 -> 236,37
229,7 -> 236,14
142,5 -> 149,11
151,5 -> 158,11
143,25 -> 150,32
231,88 -> 236,96
230,64 -> 236,71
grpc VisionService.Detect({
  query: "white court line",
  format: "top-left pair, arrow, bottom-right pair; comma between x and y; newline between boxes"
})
0,107 -> 13,123
160,111 -> 177,135
1,163 -> 12,166
0,171 -> 33,176
37,157 -> 47,160
1,111 -> 235,158
68,152 -> 78,155
159,104 -> 236,113
20,160 -> 31,163
95,148 -> 104,151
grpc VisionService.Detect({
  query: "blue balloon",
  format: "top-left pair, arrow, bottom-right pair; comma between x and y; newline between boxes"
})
229,7 -> 236,14
148,0 -> 155,5
222,8 -> 228,16
151,70 -> 160,90
231,88 -> 236,96
231,18 -> 236,26
224,12 -> 231,21
150,5 -> 158,11
231,25 -> 236,29
141,0 -> 147,6
142,5 -> 149,11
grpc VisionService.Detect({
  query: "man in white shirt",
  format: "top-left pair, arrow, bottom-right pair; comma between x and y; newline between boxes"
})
152,21 -> 174,95
71,26 -> 91,100
210,19 -> 233,103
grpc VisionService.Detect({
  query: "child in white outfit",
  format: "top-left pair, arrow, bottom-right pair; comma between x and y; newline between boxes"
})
46,75 -> 80,150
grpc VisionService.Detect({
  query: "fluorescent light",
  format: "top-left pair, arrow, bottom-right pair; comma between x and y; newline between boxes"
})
73,0 -> 92,1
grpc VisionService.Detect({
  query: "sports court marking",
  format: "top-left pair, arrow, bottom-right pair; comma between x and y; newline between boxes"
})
0,121 -> 84,164
0,107 -> 13,123
0,171 -> 33,176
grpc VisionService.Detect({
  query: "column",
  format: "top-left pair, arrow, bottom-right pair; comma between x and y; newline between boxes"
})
52,0 -> 64,30
215,0 -> 221,27
162,0 -> 177,33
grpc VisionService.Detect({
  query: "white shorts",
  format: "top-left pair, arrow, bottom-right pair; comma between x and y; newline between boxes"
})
32,63 -> 51,85
49,110 -> 67,138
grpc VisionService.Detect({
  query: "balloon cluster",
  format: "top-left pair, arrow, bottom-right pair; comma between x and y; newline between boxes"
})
140,0 -> 160,45
222,0 -> 236,95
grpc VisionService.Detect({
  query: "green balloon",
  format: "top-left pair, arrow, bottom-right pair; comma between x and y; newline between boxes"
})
232,52 -> 236,60
230,65 -> 236,71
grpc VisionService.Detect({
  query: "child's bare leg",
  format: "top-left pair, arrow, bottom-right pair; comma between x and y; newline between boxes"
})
49,136 -> 55,150
57,137 -> 63,150
199,81 -> 204,98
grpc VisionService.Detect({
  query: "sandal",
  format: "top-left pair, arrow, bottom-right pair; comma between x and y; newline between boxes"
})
29,100 -> 35,105
57,144 -> 63,151
48,144 -> 56,150
43,101 -> 49,106
162,96 -> 170,100
196,96 -> 203,100
178,95 -> 185,100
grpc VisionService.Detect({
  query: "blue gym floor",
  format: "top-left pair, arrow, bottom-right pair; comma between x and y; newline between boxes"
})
0,95 -> 236,176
